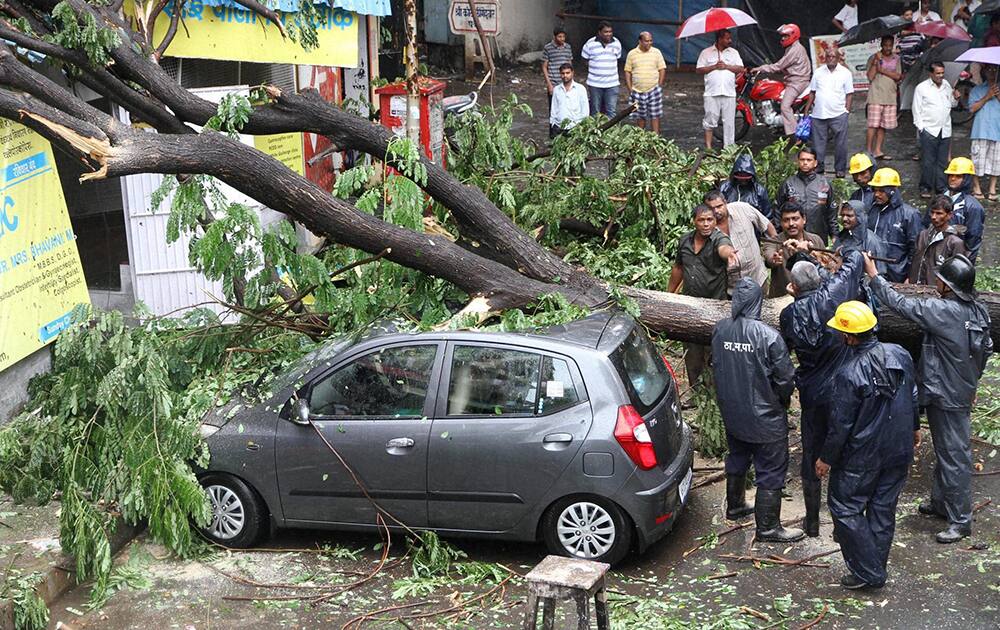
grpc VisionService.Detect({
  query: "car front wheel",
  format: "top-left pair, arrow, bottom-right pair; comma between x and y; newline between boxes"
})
199,473 -> 267,548
542,496 -> 633,565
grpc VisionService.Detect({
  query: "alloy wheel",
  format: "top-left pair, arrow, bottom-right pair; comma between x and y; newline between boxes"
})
555,501 -> 616,559
206,484 -> 245,540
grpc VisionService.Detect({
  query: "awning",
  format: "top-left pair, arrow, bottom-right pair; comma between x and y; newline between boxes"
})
198,0 -> 391,17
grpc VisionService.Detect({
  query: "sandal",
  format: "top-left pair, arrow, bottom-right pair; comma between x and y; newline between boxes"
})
988,193 -> 998,202
880,155 -> 892,161
974,192 -> 986,200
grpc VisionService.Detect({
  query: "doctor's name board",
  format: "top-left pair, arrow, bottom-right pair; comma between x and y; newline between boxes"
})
129,0 -> 360,67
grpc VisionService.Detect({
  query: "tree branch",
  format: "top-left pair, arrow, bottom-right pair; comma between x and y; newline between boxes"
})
232,0 -> 286,38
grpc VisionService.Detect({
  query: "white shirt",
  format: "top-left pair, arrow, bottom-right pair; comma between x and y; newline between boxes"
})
696,45 -> 744,97
951,1 -> 981,30
807,64 -> 854,119
912,77 -> 957,137
915,9 -> 942,23
834,4 -> 858,30
550,81 -> 589,128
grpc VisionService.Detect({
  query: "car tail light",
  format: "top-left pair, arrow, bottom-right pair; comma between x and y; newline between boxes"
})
615,405 -> 658,470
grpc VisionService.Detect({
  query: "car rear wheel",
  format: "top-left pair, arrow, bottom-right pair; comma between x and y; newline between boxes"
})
542,496 -> 633,565
199,473 -> 267,548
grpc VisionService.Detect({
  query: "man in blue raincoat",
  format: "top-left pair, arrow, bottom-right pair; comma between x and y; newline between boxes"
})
816,300 -> 919,590
712,278 -> 803,542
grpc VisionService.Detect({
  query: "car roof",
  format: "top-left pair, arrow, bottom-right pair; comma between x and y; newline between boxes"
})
341,310 -> 637,355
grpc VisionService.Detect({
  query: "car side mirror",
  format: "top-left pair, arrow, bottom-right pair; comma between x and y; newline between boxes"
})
292,398 -> 312,425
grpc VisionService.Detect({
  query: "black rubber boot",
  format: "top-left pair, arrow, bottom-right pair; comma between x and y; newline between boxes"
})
755,488 -> 805,543
725,475 -> 754,521
918,500 -> 946,518
803,480 -> 822,537
935,524 -> 972,544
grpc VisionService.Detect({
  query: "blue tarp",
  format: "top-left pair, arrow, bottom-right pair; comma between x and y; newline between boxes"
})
199,0 -> 391,17
593,0 -> 717,65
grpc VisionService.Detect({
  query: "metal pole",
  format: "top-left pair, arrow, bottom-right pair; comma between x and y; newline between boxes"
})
403,0 -> 420,143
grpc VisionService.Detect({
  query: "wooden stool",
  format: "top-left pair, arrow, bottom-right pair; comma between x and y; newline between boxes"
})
523,555 -> 610,630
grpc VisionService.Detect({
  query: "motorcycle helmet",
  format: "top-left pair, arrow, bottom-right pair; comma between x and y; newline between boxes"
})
778,24 -> 801,47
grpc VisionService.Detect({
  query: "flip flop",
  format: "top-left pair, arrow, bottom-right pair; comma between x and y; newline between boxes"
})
973,192 -> 986,200
880,155 -> 893,161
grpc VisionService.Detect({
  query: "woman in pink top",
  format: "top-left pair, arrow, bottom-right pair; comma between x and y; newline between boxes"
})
865,36 -> 902,160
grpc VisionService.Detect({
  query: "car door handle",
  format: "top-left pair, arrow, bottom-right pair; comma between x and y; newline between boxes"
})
543,433 -> 573,444
386,437 -> 415,449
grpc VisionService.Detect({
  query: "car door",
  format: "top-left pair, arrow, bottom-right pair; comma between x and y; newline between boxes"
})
426,342 -> 592,532
274,341 -> 443,529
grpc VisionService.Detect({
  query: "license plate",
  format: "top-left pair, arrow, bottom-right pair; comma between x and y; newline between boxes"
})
678,467 -> 693,504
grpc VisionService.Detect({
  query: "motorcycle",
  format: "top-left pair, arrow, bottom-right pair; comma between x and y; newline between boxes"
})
714,70 -> 809,143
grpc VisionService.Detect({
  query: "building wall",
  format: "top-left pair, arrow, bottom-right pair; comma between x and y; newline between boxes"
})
0,347 -> 51,424
424,0 -> 563,59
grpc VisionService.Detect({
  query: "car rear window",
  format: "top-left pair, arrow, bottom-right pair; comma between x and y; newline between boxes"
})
615,328 -> 670,412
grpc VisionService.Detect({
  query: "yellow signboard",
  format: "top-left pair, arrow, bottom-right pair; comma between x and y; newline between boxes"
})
254,132 -> 305,176
133,0 -> 359,67
0,120 -> 90,372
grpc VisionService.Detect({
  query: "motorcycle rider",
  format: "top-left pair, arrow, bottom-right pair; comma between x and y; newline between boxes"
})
849,152 -> 877,213
930,157 -> 985,262
712,278 -> 804,542
866,168 -> 921,282
780,248 -> 864,537
751,24 -> 812,138
818,300 -> 918,590
719,153 -> 773,223
866,254 -> 992,544
777,146 -> 839,244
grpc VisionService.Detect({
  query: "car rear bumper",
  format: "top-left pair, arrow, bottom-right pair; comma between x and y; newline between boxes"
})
616,422 -> 694,552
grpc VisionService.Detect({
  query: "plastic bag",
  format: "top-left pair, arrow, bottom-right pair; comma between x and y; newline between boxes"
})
795,115 -> 812,142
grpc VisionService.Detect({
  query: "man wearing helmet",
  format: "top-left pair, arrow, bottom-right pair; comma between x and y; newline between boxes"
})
848,152 -> 877,212
933,157 -> 985,262
816,300 -> 918,590
866,167 -> 921,282
751,24 -> 811,138
866,253 -> 993,544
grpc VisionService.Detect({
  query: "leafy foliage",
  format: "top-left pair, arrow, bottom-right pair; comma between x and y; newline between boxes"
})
0,572 -> 48,630
46,1 -> 120,67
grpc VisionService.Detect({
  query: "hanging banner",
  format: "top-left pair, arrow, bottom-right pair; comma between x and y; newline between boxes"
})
808,35 -> 880,90
130,1 -> 359,67
0,120 -> 90,373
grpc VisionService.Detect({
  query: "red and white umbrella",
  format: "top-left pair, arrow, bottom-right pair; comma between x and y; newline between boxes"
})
676,7 -> 758,39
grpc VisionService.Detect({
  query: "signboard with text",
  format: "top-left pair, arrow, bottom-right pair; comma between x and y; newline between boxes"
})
809,35 -> 880,90
0,120 -> 90,372
448,0 -> 501,35
129,0 -> 359,67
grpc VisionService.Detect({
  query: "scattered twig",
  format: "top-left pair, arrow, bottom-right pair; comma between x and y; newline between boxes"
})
972,469 -> 1000,476
683,520 -> 753,557
693,465 -> 725,472
739,605 -> 771,621
796,603 -> 829,630
784,548 -> 840,567
973,498 -> 993,513
718,553 -> 831,568
691,470 -> 726,489
341,601 -> 431,630
707,571 -> 737,581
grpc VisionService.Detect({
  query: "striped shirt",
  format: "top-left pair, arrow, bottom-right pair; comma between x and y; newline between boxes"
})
542,41 -> 574,85
581,36 -> 622,88
624,46 -> 666,93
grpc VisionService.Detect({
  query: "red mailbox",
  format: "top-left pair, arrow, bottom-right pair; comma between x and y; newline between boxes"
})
376,78 -> 447,168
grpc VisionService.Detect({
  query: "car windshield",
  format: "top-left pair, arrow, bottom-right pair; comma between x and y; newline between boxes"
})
616,328 -> 670,411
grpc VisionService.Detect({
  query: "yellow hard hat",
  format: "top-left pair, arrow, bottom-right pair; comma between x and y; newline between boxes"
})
827,301 -> 878,334
870,167 -> 901,188
849,153 -> 874,175
944,157 -> 975,176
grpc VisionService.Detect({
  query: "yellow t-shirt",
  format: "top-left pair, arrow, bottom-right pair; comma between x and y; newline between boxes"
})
624,46 -> 666,93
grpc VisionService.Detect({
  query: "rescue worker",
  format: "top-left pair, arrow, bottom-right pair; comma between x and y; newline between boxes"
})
911,196 -> 967,286
932,157 -> 985,262
777,146 -> 838,244
848,152 -> 876,213
866,254 -> 993,543
750,23 -> 811,138
719,153 -> 773,223
818,301 -> 919,590
834,200 -> 886,260
712,278 -> 804,542
866,167 -> 921,282
779,248 -> 864,536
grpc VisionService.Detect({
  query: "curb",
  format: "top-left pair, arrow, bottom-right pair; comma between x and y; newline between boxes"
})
0,519 -> 144,630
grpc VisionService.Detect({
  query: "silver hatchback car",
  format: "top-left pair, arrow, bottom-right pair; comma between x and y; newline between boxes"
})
197,311 -> 693,564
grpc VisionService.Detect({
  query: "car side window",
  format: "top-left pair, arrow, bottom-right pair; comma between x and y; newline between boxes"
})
538,356 -> 580,415
447,346 -> 540,416
309,345 -> 437,418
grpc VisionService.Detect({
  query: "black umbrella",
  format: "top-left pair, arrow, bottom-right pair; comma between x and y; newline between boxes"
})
837,15 -> 912,47
974,0 -> 1000,15
922,38 -> 972,64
